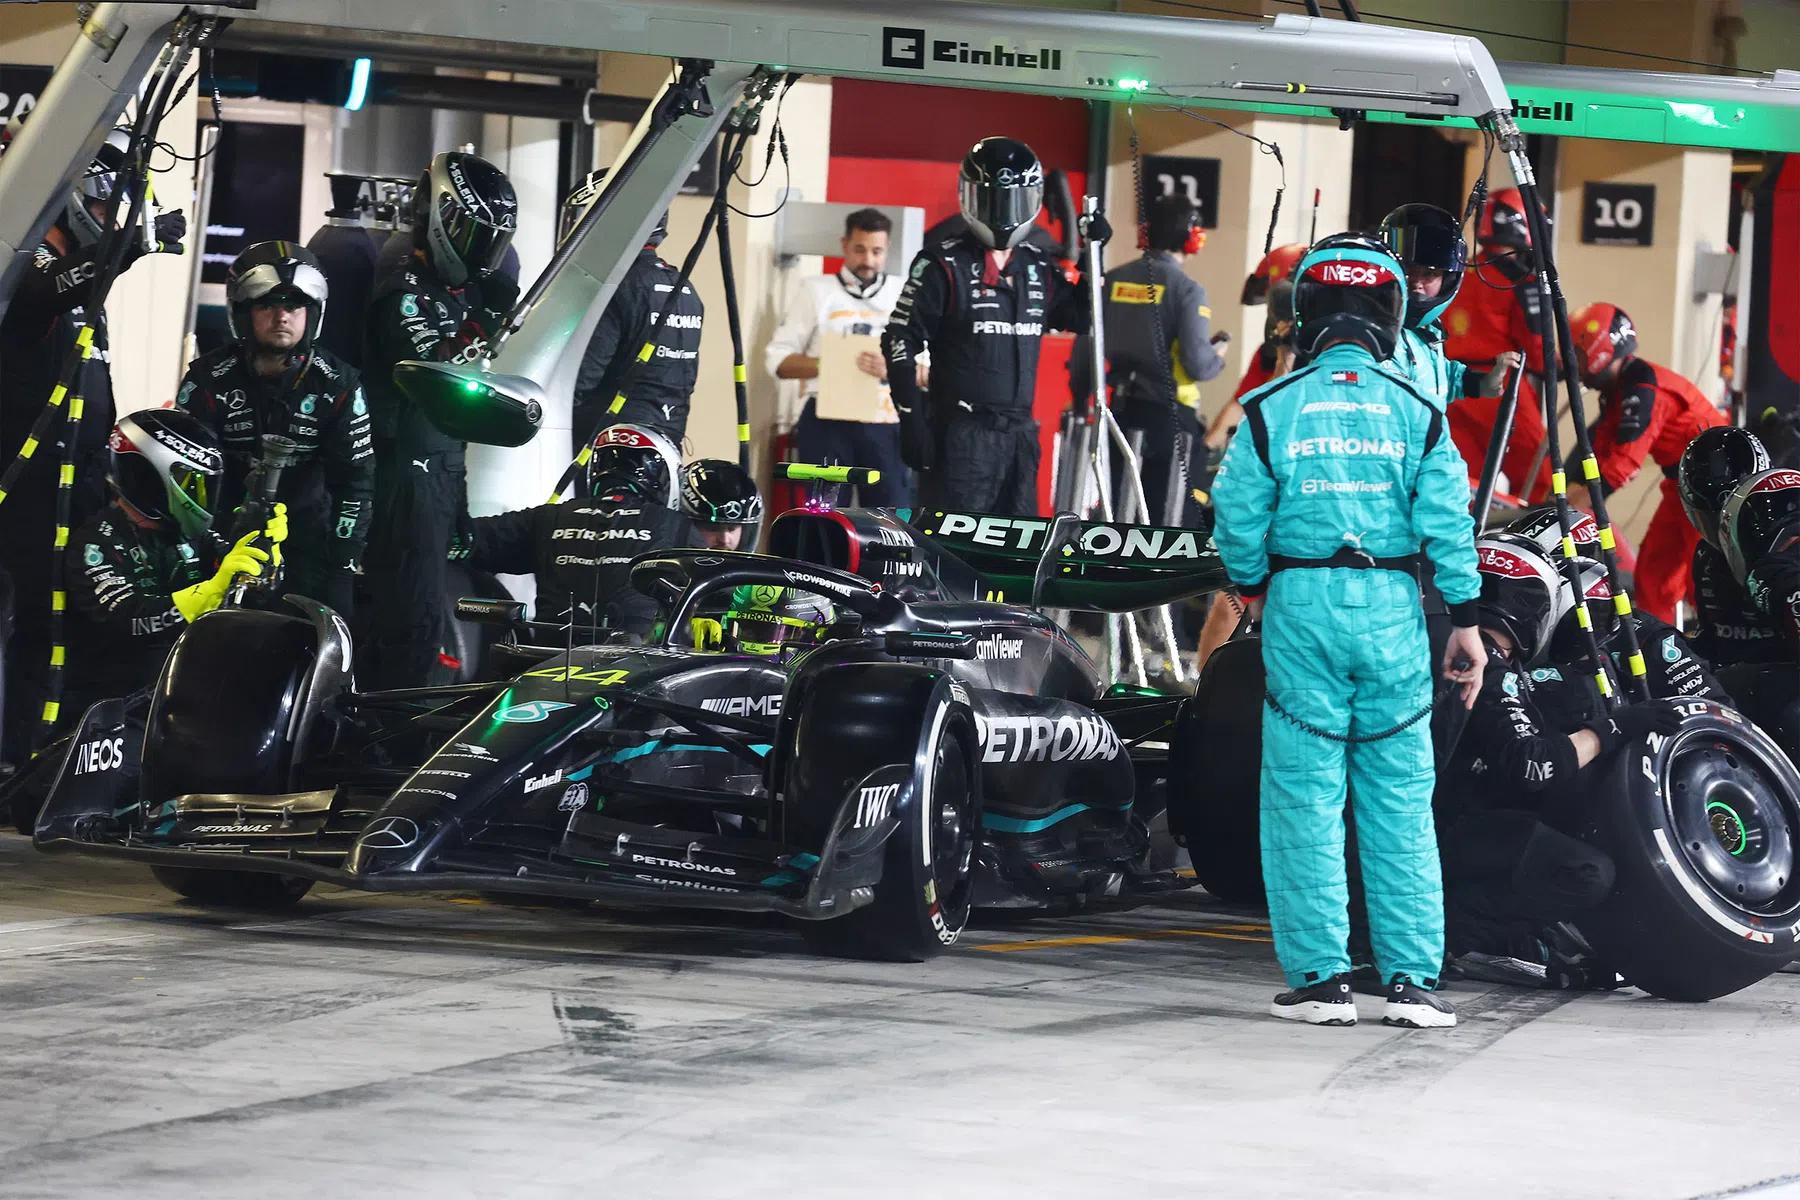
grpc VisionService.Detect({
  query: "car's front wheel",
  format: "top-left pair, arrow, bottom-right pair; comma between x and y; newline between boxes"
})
802,717 -> 979,962
151,866 -> 314,910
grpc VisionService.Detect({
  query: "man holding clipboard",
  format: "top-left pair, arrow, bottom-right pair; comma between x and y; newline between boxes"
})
767,209 -> 918,508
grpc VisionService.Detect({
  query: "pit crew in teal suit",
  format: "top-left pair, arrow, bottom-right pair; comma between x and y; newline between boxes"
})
1212,233 -> 1486,1029
1378,203 -> 1516,410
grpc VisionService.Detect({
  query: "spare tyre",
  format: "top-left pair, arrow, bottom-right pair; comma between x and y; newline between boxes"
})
1167,636 -> 1266,904
1576,698 -> 1800,1002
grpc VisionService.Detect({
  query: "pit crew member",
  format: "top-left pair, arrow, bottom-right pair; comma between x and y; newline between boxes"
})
679,459 -> 762,552
1679,427 -> 1786,667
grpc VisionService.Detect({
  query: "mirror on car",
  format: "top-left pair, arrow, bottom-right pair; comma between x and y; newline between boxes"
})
394,360 -> 545,447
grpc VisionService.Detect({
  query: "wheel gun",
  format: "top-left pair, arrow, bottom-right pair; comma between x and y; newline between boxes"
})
227,434 -> 300,604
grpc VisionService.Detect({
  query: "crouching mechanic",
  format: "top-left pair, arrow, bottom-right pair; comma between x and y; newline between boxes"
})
176,241 -> 373,616
680,459 -> 762,552
1437,536 -> 1682,985
1679,427 -> 1787,667
66,411 -> 286,714
1211,233 -> 1485,1029
453,424 -> 692,638
1717,465 -> 1800,748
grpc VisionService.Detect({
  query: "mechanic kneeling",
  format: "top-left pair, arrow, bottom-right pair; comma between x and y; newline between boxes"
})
176,241 -> 373,617
453,423 -> 692,639
65,411 -> 286,717
1436,536 -> 1681,986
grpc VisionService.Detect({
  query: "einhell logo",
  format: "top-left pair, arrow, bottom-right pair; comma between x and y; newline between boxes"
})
1511,98 -> 1575,123
882,26 -> 1063,72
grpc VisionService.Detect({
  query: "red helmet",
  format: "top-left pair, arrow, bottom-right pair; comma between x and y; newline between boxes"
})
1570,302 -> 1638,379
1476,187 -> 1541,251
1241,242 -> 1307,305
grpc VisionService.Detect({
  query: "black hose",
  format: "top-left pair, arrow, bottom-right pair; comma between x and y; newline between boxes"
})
1470,364 -> 1522,533
715,200 -> 751,473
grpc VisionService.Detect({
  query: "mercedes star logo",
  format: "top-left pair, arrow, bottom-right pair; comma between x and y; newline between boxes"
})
359,815 -> 421,850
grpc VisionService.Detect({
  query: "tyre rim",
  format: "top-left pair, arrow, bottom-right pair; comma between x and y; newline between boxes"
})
929,739 -> 976,913
1668,736 -> 1799,911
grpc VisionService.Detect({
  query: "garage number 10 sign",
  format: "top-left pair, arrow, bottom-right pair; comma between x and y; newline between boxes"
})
1581,182 -> 1657,247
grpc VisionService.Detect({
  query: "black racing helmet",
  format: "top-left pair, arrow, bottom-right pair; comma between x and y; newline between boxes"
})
1720,467 -> 1800,586
1292,234 -> 1407,361
61,128 -> 132,250
584,422 -> 682,509
1679,426 -> 1770,551
1505,503 -> 1602,563
411,151 -> 517,286
558,167 -> 669,245
108,410 -> 224,540
1145,191 -> 1203,254
958,137 -> 1044,250
1378,203 -> 1467,330
225,241 -> 330,352
1548,556 -> 1619,663
679,459 -> 763,530
1475,534 -> 1563,666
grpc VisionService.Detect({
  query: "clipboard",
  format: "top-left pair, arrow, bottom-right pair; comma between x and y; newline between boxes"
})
815,332 -> 889,423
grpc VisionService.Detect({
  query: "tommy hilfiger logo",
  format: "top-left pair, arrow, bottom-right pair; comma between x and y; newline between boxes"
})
1330,370 -> 1360,384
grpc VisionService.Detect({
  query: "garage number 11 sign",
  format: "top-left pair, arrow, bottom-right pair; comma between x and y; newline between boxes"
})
1581,182 -> 1656,247
1141,155 -> 1222,229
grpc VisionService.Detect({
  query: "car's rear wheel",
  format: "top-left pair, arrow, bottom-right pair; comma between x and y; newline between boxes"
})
1576,701 -> 1800,1001
151,866 -> 314,910
802,721 -> 979,962
1166,636 -> 1267,904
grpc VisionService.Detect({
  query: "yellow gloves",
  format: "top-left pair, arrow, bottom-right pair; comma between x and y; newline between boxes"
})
172,504 -> 288,623
690,617 -> 724,651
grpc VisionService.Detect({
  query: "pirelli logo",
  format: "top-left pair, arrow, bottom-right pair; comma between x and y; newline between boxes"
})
1110,281 -> 1164,305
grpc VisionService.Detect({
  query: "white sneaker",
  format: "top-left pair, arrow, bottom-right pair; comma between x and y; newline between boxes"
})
1270,973 -> 1358,1025
1382,978 -> 1457,1028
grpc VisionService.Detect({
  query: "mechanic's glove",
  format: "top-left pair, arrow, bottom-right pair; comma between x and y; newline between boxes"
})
477,271 -> 521,333
152,210 -> 187,255
690,617 -> 724,652
172,528 -> 272,622
1588,700 -> 1684,755
895,405 -> 934,472
1079,211 -> 1112,245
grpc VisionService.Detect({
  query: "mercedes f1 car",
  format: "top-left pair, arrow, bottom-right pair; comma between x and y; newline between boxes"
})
30,504 -> 1221,961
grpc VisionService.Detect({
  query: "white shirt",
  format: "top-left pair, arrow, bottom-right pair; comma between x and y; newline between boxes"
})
764,269 -> 910,423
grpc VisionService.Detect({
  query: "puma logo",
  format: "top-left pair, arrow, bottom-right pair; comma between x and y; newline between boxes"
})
413,459 -> 430,473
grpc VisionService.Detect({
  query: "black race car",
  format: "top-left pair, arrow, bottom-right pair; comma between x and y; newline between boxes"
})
30,504 -> 1223,961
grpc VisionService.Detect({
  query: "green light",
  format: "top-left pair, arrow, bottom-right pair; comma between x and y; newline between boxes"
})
1118,78 -> 1149,92
464,379 -> 482,393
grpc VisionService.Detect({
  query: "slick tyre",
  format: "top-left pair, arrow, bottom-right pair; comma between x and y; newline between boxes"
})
1168,636 -> 1266,905
802,718 -> 980,963
1576,699 -> 1800,1002
151,866 -> 314,910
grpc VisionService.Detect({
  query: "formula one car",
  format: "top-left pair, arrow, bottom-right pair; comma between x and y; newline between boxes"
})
31,504 -> 1221,961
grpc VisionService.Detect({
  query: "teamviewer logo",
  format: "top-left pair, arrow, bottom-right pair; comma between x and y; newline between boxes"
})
883,26 -> 926,69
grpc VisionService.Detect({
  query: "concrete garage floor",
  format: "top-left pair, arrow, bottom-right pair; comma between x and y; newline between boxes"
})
1,836 -> 1798,1200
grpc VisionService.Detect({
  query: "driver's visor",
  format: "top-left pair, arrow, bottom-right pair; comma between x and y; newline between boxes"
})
725,613 -> 815,647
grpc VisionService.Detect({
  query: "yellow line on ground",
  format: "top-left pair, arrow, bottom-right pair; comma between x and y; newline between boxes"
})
974,924 -> 1274,952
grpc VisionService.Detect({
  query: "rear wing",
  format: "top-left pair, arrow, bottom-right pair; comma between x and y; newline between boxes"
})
909,509 -> 1228,613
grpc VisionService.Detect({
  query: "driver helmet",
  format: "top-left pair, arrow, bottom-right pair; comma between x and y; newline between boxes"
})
61,127 -> 133,250
1504,503 -> 1603,563
1475,533 -> 1563,666
1241,242 -> 1306,306
1145,192 -> 1204,255
1720,467 -> 1800,586
1570,302 -> 1638,382
225,241 -> 329,353
722,584 -> 835,657
680,458 -> 762,530
410,151 -> 517,286
958,137 -> 1043,250
1292,234 -> 1407,361
108,409 -> 224,540
1476,187 -> 1542,252
584,422 -> 681,508
1548,556 -> 1619,663
1679,426 -> 1769,551
1377,203 -> 1466,330
558,167 -> 669,245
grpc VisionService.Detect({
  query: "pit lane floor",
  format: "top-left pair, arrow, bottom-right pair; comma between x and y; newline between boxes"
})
2,836 -> 1798,1200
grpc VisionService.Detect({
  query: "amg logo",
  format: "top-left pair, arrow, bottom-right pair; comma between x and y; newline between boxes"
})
1302,400 -> 1390,415
975,634 -> 1023,661
975,712 -> 1121,764
701,694 -> 783,717
630,854 -> 737,877
73,736 -> 124,775
854,782 -> 901,828
970,320 -> 1043,336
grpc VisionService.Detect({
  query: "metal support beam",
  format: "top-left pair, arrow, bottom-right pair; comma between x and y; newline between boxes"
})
0,3 -> 180,311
